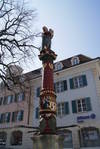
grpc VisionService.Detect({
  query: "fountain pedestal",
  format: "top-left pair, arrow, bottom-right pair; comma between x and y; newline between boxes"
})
32,135 -> 64,149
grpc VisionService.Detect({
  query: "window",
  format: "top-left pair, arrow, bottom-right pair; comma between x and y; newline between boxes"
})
0,95 -> 14,105
7,95 -> 13,104
0,112 -> 11,123
80,127 -> 100,147
17,110 -> 24,121
0,97 -> 3,105
0,132 -> 7,146
12,110 -> 24,122
36,87 -> 41,97
3,95 -> 13,105
63,131 -> 73,148
15,92 -> 24,102
72,97 -> 92,113
71,56 -> 80,66
69,75 -> 87,89
54,80 -> 67,93
5,112 -> 11,123
35,107 -> 39,119
12,112 -> 17,122
57,130 -> 73,148
57,102 -> 69,117
11,131 -> 22,146
3,97 -> 8,105
55,62 -> 63,71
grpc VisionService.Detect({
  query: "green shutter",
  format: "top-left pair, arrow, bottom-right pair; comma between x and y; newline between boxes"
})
82,75 -> 87,86
12,112 -> 15,122
72,100 -> 77,113
86,97 -> 92,111
7,113 -> 10,122
37,87 -> 40,97
1,114 -> 4,123
69,78 -> 74,89
35,107 -> 39,119
65,102 -> 69,114
0,97 -> 3,105
63,80 -> 67,90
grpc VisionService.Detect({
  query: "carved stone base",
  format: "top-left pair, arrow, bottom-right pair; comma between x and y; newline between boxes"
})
32,134 -> 64,149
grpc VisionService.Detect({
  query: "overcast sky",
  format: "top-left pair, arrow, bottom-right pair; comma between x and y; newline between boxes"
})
24,0 -> 100,72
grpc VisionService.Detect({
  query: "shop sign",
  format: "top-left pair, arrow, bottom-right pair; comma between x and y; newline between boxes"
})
77,113 -> 96,123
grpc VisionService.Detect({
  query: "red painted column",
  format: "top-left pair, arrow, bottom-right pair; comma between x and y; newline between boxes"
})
39,48 -> 57,134
42,61 -> 54,90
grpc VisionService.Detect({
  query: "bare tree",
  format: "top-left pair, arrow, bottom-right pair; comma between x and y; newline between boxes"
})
0,0 -> 39,88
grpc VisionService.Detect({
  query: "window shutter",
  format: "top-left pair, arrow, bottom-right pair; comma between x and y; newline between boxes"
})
86,97 -> 92,111
82,75 -> 87,86
12,95 -> 15,102
72,100 -> 77,113
12,112 -> 15,122
0,114 -> 2,123
3,97 -> 7,105
37,87 -> 40,97
10,95 -> 13,103
20,110 -> 24,121
7,113 -> 11,122
65,102 -> 69,114
22,93 -> 25,101
35,107 -> 39,119
63,80 -> 67,90
1,114 -> 4,123
15,94 -> 18,102
69,78 -> 74,89
0,97 -> 3,105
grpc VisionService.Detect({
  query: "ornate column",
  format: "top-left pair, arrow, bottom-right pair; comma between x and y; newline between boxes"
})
32,27 -> 63,149
39,47 -> 57,134
38,26 -> 57,134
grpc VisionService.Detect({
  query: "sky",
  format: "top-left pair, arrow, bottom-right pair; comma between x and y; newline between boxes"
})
24,0 -> 100,72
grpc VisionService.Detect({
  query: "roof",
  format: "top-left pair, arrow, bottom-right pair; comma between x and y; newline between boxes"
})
0,54 -> 99,89
23,54 -> 99,80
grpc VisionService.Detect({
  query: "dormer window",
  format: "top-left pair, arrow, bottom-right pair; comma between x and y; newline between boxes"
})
55,62 -> 63,71
71,57 -> 80,66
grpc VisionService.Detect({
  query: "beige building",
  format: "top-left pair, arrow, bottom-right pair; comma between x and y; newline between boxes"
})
0,54 -> 100,149
0,66 -> 35,149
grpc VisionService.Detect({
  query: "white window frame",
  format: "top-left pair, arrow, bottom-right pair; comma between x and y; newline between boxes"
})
55,80 -> 66,93
55,62 -> 63,71
76,99 -> 87,113
73,76 -> 84,88
57,102 -> 66,117
71,56 -> 80,66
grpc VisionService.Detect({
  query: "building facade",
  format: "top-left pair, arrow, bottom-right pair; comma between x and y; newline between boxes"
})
0,67 -> 35,149
0,54 -> 100,149
33,54 -> 100,149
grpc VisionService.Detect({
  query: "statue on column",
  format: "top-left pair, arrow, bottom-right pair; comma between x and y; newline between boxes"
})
42,26 -> 54,50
